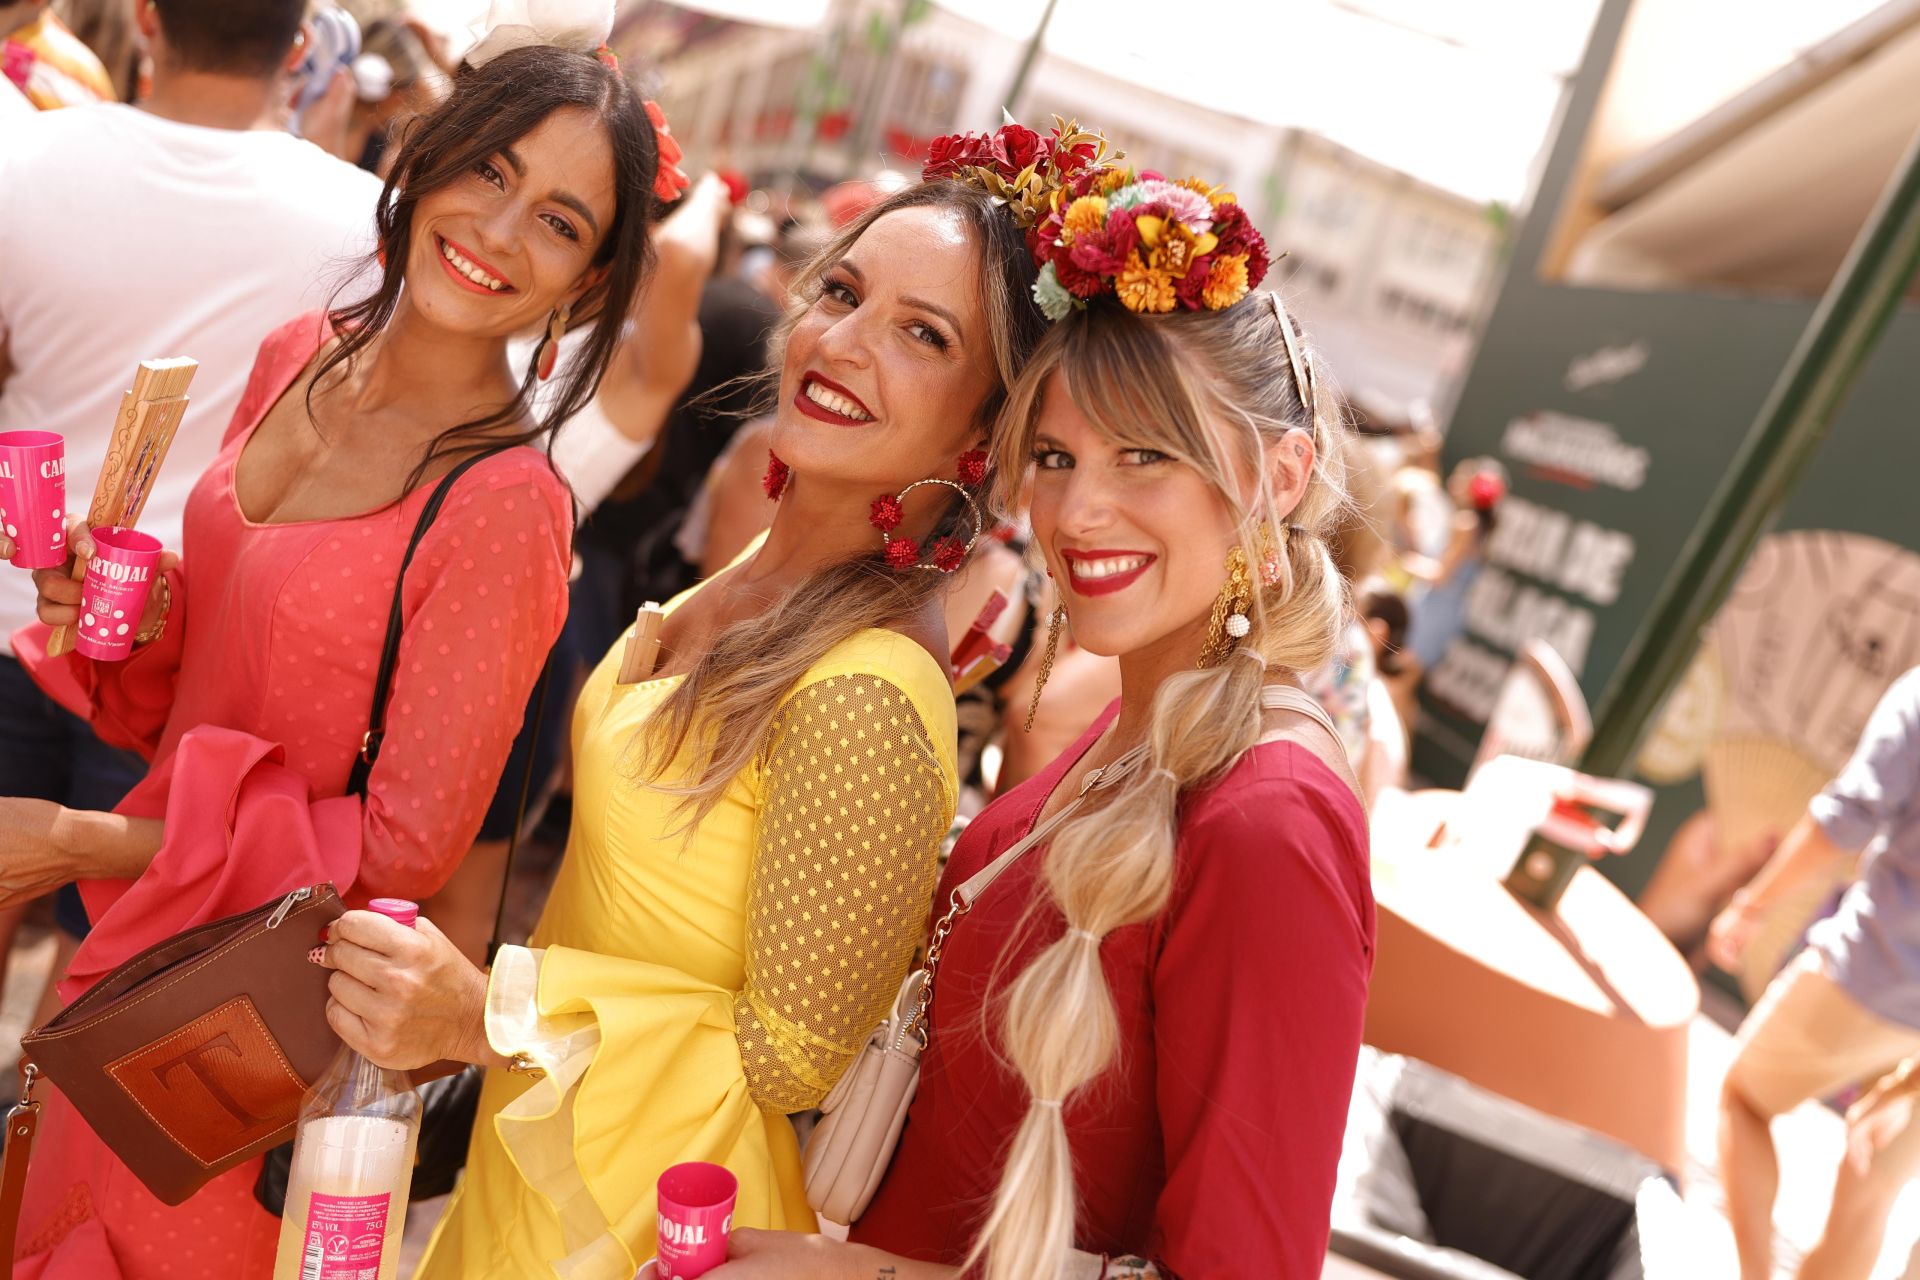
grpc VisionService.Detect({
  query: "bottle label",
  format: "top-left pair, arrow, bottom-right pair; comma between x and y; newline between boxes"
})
298,1191 -> 390,1280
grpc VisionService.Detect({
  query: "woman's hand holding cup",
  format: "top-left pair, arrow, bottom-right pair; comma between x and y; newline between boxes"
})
30,516 -> 178,636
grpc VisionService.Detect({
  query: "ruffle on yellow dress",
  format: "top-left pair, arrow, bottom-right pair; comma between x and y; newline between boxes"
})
416,610 -> 957,1279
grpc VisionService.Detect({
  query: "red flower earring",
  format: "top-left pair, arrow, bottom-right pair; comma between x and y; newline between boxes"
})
763,451 -> 791,501
869,450 -> 988,574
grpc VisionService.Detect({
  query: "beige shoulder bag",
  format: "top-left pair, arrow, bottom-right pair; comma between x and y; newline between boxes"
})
802,743 -> 1148,1226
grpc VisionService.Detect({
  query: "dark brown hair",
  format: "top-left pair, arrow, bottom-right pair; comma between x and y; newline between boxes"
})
153,0 -> 303,78
316,45 -> 660,490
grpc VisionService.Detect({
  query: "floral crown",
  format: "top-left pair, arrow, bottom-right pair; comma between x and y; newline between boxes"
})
923,117 -> 1270,321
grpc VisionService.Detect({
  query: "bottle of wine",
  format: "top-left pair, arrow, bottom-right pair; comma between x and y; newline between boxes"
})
272,898 -> 423,1280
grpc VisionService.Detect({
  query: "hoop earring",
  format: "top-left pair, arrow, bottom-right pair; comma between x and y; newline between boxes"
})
1023,604 -> 1066,732
1198,547 -> 1253,668
868,450 -> 989,573
536,303 -> 571,381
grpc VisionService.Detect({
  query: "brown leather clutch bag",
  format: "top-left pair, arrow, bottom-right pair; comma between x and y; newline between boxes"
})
19,882 -> 345,1206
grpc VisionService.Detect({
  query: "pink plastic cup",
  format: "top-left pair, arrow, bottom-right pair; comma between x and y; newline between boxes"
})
0,430 -> 69,569
74,526 -> 162,661
655,1162 -> 736,1279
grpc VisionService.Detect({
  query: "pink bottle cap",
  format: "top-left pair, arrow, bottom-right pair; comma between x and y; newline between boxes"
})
368,898 -> 418,928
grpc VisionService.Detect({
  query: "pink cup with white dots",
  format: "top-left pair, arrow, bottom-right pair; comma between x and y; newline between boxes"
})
0,430 -> 69,569
75,526 -> 162,661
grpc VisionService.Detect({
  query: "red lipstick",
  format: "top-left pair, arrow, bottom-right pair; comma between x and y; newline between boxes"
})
1060,548 -> 1158,598
434,234 -> 515,295
792,372 -> 876,426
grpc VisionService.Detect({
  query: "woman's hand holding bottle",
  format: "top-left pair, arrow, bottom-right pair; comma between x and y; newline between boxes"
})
314,909 -> 501,1071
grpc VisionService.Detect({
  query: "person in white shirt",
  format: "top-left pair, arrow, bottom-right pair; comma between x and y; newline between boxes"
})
0,0 -> 379,983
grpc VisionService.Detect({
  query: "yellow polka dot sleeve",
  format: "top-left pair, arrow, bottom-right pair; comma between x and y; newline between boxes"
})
731,672 -> 953,1113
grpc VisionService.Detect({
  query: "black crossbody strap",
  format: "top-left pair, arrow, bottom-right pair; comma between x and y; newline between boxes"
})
346,446 -> 510,798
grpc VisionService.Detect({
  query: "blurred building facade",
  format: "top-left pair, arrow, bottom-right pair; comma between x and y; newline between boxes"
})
619,0 -> 1506,416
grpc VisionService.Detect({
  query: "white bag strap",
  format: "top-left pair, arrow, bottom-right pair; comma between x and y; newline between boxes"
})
1260,682 -> 1340,742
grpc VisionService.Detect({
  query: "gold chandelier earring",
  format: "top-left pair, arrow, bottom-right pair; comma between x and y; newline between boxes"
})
1023,604 -> 1067,732
1198,547 -> 1253,668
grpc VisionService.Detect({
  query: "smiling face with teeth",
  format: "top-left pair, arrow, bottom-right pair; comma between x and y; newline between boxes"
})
769,206 -> 1001,503
404,105 -> 617,340
1026,373 -> 1243,668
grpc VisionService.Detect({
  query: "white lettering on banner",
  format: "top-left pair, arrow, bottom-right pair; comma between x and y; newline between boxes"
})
1425,637 -> 1510,723
0,461 -> 10,479
659,1221 -> 708,1246
1484,496 -> 1635,608
1461,565 -> 1595,675
1564,341 -> 1649,393
1501,412 -> 1649,491
39,457 -> 63,480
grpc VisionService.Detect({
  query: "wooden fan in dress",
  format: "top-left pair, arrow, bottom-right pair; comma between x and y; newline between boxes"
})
44,358 -> 197,658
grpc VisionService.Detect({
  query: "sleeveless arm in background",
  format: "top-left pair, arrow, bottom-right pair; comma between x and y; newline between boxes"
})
731,671 -> 955,1112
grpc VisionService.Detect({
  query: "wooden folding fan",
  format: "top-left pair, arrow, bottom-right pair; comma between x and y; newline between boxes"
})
45,358 -> 197,657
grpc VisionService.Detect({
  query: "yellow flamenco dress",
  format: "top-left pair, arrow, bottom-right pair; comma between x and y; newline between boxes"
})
416,600 -> 957,1279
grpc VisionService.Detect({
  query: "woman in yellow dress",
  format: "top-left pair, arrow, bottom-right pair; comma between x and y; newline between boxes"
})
312,167 -> 1055,1277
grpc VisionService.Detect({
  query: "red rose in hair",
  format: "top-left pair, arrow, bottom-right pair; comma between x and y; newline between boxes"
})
994,123 -> 1043,172
924,131 -> 993,180
885,537 -> 921,569
956,450 -> 988,486
1049,123 -> 1100,177
931,537 -> 968,573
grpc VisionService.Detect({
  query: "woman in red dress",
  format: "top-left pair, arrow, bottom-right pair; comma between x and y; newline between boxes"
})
0,36 -> 671,1278
714,164 -> 1374,1280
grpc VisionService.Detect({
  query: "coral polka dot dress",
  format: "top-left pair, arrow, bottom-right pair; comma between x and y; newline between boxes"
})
12,312 -> 571,1278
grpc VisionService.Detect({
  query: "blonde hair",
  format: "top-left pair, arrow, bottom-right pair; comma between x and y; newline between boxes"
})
971,294 -> 1350,1280
637,181 -> 1047,821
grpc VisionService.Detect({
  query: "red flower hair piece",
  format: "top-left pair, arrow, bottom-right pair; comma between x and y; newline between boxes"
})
956,449 -> 988,487
644,100 -> 692,204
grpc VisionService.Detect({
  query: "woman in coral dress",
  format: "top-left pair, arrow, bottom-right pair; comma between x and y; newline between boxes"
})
0,42 -> 665,1277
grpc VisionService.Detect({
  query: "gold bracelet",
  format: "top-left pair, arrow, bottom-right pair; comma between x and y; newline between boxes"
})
134,574 -> 172,646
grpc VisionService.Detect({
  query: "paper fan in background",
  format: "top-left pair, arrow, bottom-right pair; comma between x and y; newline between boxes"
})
1677,531 -> 1920,998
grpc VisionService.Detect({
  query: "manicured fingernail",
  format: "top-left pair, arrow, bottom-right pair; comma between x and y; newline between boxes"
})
307,946 -> 326,965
